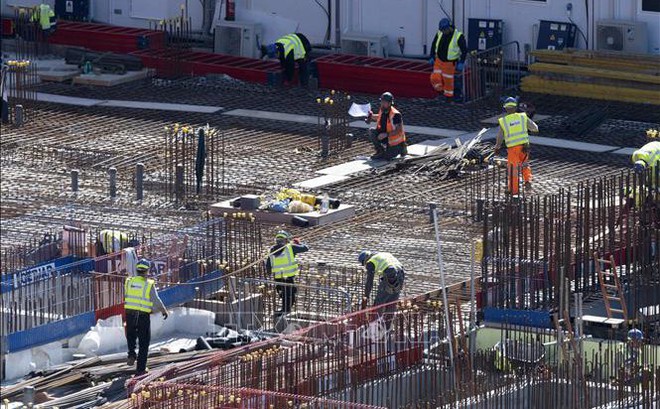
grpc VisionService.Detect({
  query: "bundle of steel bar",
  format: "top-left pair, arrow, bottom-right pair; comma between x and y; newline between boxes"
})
64,48 -> 144,72
523,49 -> 660,105
316,90 -> 351,157
148,8 -> 192,79
164,123 -> 226,206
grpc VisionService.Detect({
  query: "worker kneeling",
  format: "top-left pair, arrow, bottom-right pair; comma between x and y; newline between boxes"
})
124,259 -> 168,376
365,92 -> 408,161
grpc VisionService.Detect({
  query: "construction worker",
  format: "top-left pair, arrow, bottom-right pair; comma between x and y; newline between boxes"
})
429,18 -> 467,102
494,97 -> 539,195
124,259 -> 168,376
97,229 -> 139,256
632,140 -> 660,187
365,92 -> 407,161
261,33 -> 312,87
30,3 -> 56,36
266,230 -> 309,315
358,251 -> 405,308
614,328 -> 648,386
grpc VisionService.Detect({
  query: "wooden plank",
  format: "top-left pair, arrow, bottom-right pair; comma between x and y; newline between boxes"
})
521,76 -> 660,105
530,62 -> 660,85
531,49 -> 660,74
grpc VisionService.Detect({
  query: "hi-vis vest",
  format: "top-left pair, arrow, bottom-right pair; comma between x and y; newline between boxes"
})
374,107 -> 406,147
31,4 -> 55,30
632,141 -> 660,169
276,34 -> 306,60
498,112 -> 530,148
368,252 -> 402,277
434,29 -> 463,61
270,244 -> 300,279
124,276 -> 154,313
100,230 -> 128,254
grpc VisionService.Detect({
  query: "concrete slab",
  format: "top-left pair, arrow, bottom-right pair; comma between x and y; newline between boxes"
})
35,60 -> 81,82
293,174 -> 351,189
224,109 -> 318,125
100,100 -> 223,113
36,92 -> 102,107
349,120 -> 466,137
72,69 -> 152,87
531,136 -> 618,153
316,159 -> 388,176
611,147 -> 637,156
481,114 -> 553,124
210,199 -> 356,226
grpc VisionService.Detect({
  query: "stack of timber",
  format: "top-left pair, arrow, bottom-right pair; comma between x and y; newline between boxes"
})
522,49 -> 660,105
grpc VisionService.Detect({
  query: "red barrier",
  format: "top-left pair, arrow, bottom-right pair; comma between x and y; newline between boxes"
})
130,49 -> 282,84
315,54 -> 436,98
49,20 -> 165,53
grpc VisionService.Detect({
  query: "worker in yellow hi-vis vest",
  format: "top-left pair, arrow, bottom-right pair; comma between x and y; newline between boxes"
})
266,231 -> 309,316
261,33 -> 312,87
124,259 -> 168,376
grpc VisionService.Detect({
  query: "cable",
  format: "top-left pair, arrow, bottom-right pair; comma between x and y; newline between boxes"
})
437,0 -> 452,20
314,0 -> 331,44
568,16 -> 589,49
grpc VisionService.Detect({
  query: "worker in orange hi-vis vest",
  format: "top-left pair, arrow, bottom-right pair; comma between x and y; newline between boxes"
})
429,18 -> 468,103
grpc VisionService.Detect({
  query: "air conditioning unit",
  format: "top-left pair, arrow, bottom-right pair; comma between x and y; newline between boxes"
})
214,21 -> 263,58
596,20 -> 648,53
341,33 -> 389,57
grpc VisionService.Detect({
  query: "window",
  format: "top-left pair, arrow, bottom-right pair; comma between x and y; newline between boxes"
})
642,0 -> 660,12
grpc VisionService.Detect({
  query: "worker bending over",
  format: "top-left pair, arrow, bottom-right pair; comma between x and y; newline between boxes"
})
494,97 -> 538,195
266,231 -> 309,316
262,33 -> 312,87
429,18 -> 467,102
358,251 -> 405,308
365,92 -> 407,160
124,259 -> 168,376
632,140 -> 660,187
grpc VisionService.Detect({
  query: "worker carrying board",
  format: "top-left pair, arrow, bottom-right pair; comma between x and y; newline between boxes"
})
261,33 -> 312,87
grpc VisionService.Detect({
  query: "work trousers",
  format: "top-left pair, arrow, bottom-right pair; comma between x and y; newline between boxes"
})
275,276 -> 297,313
374,268 -> 405,329
430,59 -> 457,97
125,309 -> 151,374
506,144 -> 532,195
368,129 -> 407,160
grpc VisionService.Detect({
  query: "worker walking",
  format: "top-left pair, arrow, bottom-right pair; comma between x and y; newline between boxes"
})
262,33 -> 312,87
266,231 -> 309,315
494,97 -> 539,195
124,259 -> 168,376
429,18 -> 468,102
365,92 -> 407,160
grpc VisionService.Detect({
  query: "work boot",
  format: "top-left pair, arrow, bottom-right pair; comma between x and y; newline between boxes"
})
370,153 -> 384,161
127,355 -> 136,366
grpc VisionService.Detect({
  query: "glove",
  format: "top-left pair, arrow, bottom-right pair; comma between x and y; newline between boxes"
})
293,237 -> 301,245
522,143 -> 530,154
456,61 -> 464,71
428,58 -> 434,66
494,146 -> 501,155
162,311 -> 169,320
361,298 -> 368,310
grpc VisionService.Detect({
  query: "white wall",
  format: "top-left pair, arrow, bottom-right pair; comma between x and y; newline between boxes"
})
3,0 -> 658,54
89,0 -> 203,31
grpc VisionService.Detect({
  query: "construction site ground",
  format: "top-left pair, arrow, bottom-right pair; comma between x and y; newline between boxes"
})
2,77 -> 649,295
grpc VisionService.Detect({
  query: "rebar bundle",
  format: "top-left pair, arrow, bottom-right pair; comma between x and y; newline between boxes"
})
150,8 -> 193,79
164,123 -> 226,205
317,90 -> 352,158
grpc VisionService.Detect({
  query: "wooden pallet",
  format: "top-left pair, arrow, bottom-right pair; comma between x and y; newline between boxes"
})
522,76 -> 660,105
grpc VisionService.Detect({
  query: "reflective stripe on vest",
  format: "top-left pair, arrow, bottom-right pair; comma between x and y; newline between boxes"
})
498,113 -> 530,148
434,29 -> 463,61
270,244 -> 299,279
368,252 -> 402,277
100,230 -> 127,254
277,34 -> 306,60
124,276 -> 154,313
375,107 -> 406,146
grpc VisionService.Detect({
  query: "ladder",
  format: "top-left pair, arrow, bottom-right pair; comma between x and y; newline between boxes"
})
593,252 -> 628,321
